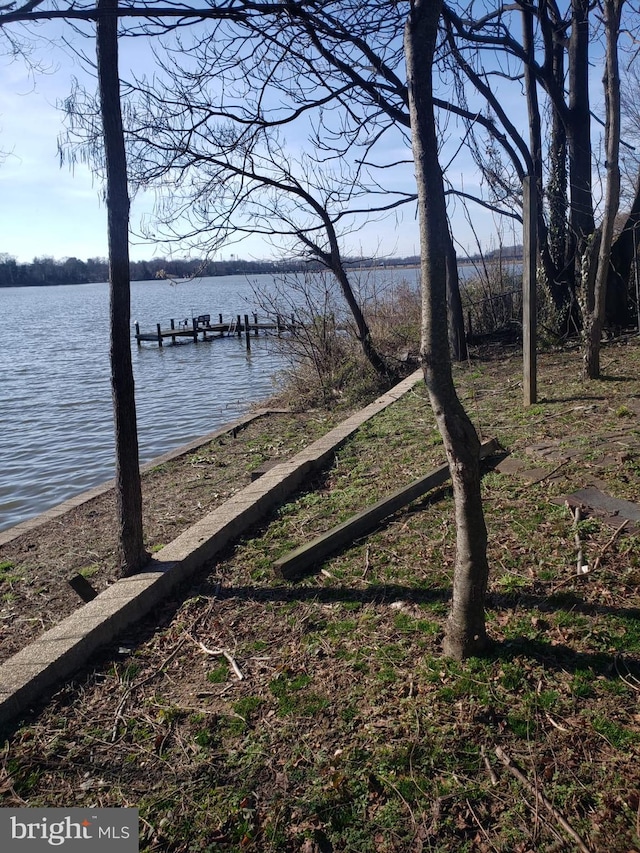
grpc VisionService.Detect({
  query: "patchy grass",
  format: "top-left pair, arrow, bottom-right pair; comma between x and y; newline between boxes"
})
2,339 -> 640,851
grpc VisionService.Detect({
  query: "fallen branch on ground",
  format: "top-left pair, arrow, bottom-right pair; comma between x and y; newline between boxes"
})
189,635 -> 244,681
495,746 -> 593,853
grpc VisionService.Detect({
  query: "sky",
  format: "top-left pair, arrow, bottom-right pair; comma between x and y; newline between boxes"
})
0,34 -> 167,264
0,16 -> 524,266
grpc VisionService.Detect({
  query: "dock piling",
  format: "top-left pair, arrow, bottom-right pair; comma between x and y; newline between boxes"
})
135,312 -> 301,347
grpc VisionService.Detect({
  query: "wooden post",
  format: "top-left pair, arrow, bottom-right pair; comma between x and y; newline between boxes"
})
276,314 -> 282,336
192,317 -> 198,343
523,175 -> 537,406
244,313 -> 251,350
170,318 -> 176,344
253,312 -> 259,335
236,314 -> 242,337
135,322 -> 141,346
634,224 -> 640,332
68,573 -> 98,603
156,323 -> 163,347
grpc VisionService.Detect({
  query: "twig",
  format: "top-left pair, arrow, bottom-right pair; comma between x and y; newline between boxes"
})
111,690 -> 132,742
591,518 -> 629,572
110,637 -> 190,742
480,745 -> 498,785
552,503 -> 589,591
466,797 -> 499,852
495,746 -> 593,853
569,503 -> 587,575
362,545 -> 370,579
614,654 -> 640,692
193,637 -> 244,681
545,713 -> 570,733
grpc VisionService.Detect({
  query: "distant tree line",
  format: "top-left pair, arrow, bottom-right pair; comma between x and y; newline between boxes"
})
0,253 -> 308,287
0,248 -> 520,288
0,253 -> 427,288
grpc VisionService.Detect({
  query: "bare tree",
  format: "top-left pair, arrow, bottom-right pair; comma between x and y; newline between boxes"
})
110,1 -> 470,361
443,0 -> 638,372
126,112 -> 397,378
96,0 -> 148,572
582,0 -> 624,378
405,0 -> 489,659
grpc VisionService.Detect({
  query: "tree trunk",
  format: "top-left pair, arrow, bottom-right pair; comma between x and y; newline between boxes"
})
567,0 -> 595,272
446,233 -> 467,362
327,247 -> 393,379
547,35 -> 569,282
97,0 -> 148,574
606,173 -> 640,329
303,210 -> 392,380
405,0 -> 489,659
582,0 -> 623,379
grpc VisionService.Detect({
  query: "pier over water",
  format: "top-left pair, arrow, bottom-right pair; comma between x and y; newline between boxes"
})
134,312 -> 300,348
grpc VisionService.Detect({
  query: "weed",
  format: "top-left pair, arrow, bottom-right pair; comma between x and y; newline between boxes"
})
233,696 -> 263,721
207,661 -> 230,684
326,618 -> 358,639
571,670 -> 595,698
0,559 -> 23,585
592,716 -> 640,749
269,671 -> 327,716
496,572 -> 530,592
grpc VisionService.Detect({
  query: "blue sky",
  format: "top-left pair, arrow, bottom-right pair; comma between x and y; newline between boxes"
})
0,19 -> 521,266
1,38 -> 165,263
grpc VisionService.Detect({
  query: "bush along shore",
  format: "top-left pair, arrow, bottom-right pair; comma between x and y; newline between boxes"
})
0,336 -> 640,851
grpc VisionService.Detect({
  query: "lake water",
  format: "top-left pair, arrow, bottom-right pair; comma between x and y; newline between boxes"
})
0,274 -> 288,532
1,270 -> 420,532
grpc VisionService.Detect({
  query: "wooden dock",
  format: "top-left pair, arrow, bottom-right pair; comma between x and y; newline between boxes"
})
134,312 -> 299,348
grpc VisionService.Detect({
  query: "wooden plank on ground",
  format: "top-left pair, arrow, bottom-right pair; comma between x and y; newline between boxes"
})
554,486 -> 640,532
274,437 -> 499,580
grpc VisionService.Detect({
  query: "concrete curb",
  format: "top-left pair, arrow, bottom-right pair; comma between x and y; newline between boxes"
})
0,370 -> 423,729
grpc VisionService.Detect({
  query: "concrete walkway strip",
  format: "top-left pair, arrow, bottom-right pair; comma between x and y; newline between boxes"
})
0,370 -> 423,728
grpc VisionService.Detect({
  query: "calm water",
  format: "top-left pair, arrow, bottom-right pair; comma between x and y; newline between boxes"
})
0,274 -> 296,532
1,269 -> 422,532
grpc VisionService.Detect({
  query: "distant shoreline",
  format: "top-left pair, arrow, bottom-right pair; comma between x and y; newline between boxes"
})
0,255 -> 523,289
